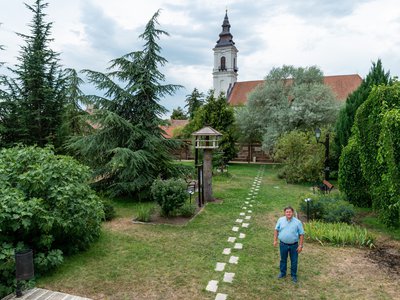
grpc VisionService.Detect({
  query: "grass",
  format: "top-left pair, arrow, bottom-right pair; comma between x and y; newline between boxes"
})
356,207 -> 400,240
36,163 -> 399,300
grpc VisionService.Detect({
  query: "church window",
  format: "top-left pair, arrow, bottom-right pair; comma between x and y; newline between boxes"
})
220,56 -> 226,71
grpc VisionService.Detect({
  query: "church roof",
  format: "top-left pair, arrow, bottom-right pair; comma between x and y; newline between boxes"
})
215,11 -> 235,48
227,74 -> 363,106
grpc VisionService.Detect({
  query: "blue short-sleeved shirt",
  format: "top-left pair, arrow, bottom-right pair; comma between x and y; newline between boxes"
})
275,216 -> 304,244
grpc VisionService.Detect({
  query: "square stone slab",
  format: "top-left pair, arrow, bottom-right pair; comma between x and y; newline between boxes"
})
245,216 -> 251,220
229,255 -> 239,264
215,262 -> 226,271
227,237 -> 236,243
239,233 -> 246,239
234,243 -> 243,249
215,293 -> 228,300
235,219 -> 243,223
223,248 -> 231,255
232,226 -> 239,232
206,280 -> 218,292
223,272 -> 235,283
247,210 -> 252,213
242,223 -> 249,228
239,212 -> 245,216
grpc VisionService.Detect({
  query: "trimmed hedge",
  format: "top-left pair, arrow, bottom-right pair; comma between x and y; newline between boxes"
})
151,178 -> 187,216
338,137 -> 371,207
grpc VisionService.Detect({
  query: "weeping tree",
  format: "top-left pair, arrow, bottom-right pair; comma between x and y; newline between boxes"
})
66,10 -> 182,198
0,0 -> 67,149
243,65 -> 339,151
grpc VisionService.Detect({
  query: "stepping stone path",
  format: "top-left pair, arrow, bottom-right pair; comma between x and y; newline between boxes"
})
206,166 -> 264,299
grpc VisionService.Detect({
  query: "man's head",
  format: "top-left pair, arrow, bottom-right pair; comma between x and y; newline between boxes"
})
284,206 -> 294,219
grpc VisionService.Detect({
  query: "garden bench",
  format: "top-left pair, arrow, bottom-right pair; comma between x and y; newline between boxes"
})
313,180 -> 334,194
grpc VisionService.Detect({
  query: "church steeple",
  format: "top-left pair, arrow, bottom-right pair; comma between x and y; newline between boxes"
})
215,11 -> 235,48
213,11 -> 238,97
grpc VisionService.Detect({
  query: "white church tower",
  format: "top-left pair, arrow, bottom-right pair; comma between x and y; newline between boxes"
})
213,11 -> 238,97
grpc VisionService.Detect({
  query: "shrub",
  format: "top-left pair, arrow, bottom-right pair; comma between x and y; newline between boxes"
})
338,137 -> 371,207
304,221 -> 375,248
0,146 -> 104,297
273,129 -> 329,183
177,201 -> 197,217
102,200 -> 117,221
134,204 -> 154,222
354,82 -> 400,227
299,194 -> 355,224
151,178 -> 187,216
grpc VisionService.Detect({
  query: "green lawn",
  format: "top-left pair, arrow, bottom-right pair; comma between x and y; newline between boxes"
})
37,164 -> 398,299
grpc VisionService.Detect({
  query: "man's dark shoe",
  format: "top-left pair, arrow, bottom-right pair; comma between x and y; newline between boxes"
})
292,276 -> 298,283
277,273 -> 286,279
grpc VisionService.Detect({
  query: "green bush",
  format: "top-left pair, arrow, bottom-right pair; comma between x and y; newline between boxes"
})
177,201 -> 197,217
0,146 -> 104,297
338,137 -> 371,207
151,178 -> 187,216
304,221 -> 375,247
273,129 -> 331,183
102,200 -> 117,221
354,82 -> 400,227
299,194 -> 355,224
134,204 -> 154,222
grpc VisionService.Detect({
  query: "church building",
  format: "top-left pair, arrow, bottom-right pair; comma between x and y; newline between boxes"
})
212,12 -> 362,105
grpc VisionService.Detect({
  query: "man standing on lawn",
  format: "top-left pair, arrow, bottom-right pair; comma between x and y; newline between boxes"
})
274,206 -> 304,283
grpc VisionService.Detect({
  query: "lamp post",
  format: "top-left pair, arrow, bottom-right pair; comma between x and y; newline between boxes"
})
304,198 -> 312,222
192,126 -> 222,203
315,128 -> 330,181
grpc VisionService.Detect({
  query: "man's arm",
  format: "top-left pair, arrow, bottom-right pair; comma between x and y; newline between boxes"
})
273,229 -> 279,247
297,234 -> 304,253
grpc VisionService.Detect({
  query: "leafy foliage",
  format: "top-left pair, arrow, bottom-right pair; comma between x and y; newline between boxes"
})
243,65 -> 339,151
273,129 -> 329,183
304,221 -> 374,248
185,88 -> 204,119
0,146 -> 103,296
183,91 -> 238,163
338,137 -> 371,207
334,60 -> 390,160
353,81 -> 400,227
66,10 -> 181,197
151,178 -> 187,216
170,106 -> 187,120
299,194 -> 355,224
0,0 -> 68,149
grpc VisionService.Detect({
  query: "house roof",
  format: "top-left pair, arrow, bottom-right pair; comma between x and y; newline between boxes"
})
227,74 -> 362,106
160,119 -> 189,138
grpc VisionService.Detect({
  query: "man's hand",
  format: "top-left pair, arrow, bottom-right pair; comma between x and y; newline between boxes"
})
273,240 -> 278,247
297,246 -> 303,253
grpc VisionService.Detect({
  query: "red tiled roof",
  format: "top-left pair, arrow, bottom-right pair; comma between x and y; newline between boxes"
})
160,119 -> 189,138
228,74 -> 362,106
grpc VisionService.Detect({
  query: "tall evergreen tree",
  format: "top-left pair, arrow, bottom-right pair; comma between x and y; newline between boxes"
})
334,60 -> 390,160
185,88 -> 204,119
67,10 -> 182,197
170,106 -> 187,120
0,0 -> 67,148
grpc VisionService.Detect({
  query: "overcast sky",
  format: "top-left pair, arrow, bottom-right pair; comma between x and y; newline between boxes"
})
1,0 -> 400,116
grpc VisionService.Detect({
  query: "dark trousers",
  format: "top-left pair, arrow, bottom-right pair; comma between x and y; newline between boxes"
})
279,241 -> 298,277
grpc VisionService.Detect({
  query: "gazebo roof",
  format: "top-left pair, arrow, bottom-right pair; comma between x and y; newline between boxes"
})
192,126 -> 223,136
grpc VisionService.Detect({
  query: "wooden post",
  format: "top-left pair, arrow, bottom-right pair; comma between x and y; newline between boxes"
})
203,149 -> 213,202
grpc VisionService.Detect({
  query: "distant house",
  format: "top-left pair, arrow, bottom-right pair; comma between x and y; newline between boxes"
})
160,119 -> 189,139
227,75 -> 362,106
